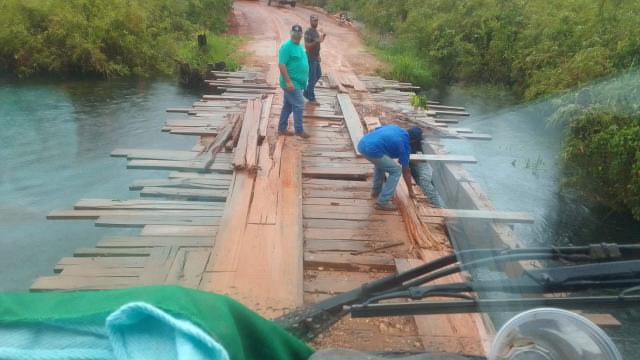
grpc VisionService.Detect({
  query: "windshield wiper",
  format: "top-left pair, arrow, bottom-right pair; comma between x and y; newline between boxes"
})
276,243 -> 640,341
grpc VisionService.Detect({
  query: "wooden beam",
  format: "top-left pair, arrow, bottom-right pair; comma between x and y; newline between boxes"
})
410,154 -> 477,163
421,208 -> 534,224
337,94 -> 365,155
48,209 -> 222,220
127,159 -> 233,173
74,199 -> 223,211
139,187 -> 228,201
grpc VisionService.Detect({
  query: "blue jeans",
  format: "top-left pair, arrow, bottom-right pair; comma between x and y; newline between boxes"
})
365,155 -> 401,205
278,88 -> 305,134
304,60 -> 322,101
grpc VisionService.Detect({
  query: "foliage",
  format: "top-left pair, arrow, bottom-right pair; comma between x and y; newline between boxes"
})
0,0 -> 236,78
304,0 -> 640,100
303,0 -> 640,219
561,110 -> 640,219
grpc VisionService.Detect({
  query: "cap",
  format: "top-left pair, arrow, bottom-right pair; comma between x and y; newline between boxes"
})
407,126 -> 423,143
310,14 -> 319,20
291,24 -> 303,33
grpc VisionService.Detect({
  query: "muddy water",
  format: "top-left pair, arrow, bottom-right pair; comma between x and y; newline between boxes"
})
0,79 -> 198,291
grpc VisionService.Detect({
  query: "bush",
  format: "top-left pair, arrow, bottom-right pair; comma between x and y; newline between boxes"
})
562,110 -> 640,219
0,0 -> 237,78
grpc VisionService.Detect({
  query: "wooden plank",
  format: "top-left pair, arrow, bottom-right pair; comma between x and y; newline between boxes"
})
421,208 -> 534,224
165,119 -> 226,128
127,159 -> 232,173
141,225 -> 217,237
303,271 -> 380,294
95,215 -> 219,227
168,127 -> 220,136
48,209 -> 221,219
96,236 -> 212,248
305,252 -> 395,271
305,239 -> 372,253
168,172 -> 232,180
203,138 -> 303,317
74,247 -> 152,257
111,149 -> 199,161
244,99 -> 262,170
129,178 -> 230,191
139,187 -> 227,201
233,99 -> 260,169
248,139 -> 283,224
395,257 -> 487,356
31,275 -> 140,291
303,166 -> 370,180
336,94 -> 365,155
258,94 -> 274,139
203,114 -> 241,169
303,189 -> 372,199
304,218 -> 392,230
165,249 -> 210,288
60,266 -> 143,277
74,199 -> 223,211
138,246 -> 178,285
410,154 -> 477,164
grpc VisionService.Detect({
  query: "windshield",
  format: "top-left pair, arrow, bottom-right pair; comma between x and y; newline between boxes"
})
1,0 -> 638,359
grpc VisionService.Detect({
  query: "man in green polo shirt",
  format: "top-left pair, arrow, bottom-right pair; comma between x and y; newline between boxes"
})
278,24 -> 311,138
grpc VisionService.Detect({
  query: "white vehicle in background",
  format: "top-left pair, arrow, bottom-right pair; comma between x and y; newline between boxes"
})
267,0 -> 297,7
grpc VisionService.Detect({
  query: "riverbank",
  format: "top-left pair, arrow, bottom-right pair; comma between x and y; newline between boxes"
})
0,0 -> 241,81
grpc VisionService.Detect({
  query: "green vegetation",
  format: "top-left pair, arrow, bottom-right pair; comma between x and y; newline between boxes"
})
303,0 -> 640,220
551,71 -> 640,219
305,0 -> 640,100
0,0 -> 240,79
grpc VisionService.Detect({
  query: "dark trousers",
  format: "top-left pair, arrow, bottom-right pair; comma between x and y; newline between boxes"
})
304,60 -> 322,101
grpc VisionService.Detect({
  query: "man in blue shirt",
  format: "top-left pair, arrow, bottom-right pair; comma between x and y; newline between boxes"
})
278,24 -> 311,139
357,125 -> 422,211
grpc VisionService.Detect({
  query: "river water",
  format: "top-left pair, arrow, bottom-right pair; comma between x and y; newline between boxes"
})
0,79 -> 198,291
427,85 -> 640,356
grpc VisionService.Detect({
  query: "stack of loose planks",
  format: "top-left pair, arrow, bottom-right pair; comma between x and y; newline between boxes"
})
31,70 -> 276,291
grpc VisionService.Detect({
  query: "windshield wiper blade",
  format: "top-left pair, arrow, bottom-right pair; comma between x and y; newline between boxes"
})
350,294 -> 640,317
275,243 -> 640,340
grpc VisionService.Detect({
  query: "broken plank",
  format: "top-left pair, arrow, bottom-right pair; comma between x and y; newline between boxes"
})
165,249 -> 210,288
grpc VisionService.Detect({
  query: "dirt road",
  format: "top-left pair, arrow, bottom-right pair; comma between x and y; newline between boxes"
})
233,0 -> 382,82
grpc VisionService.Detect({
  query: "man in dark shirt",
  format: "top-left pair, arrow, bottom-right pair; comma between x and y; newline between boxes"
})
304,14 -> 325,106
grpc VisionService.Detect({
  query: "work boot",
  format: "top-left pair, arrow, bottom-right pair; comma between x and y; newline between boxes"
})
371,190 -> 380,199
296,132 -> 311,139
278,130 -> 293,136
375,202 -> 397,211
307,100 -> 320,106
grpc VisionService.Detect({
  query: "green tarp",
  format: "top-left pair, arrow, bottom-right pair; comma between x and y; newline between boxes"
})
0,285 -> 314,360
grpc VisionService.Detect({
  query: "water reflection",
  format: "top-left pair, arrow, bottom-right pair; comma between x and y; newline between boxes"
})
0,79 -> 198,291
